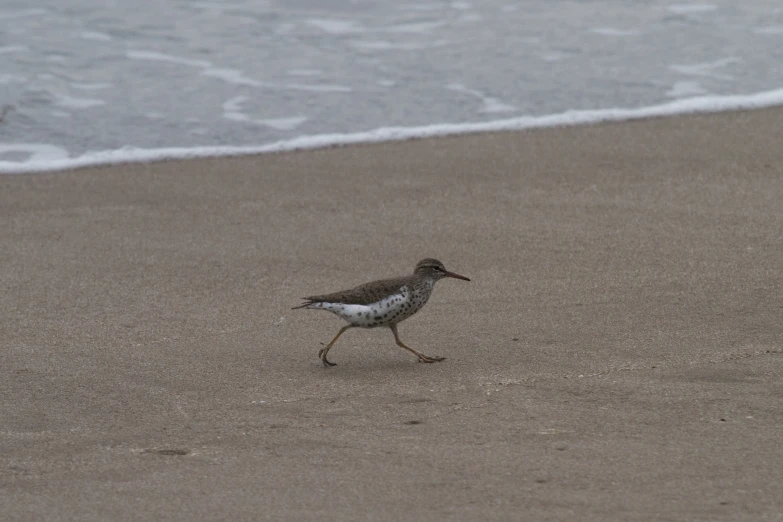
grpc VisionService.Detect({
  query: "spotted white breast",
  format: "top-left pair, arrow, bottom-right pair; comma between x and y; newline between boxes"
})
307,280 -> 434,328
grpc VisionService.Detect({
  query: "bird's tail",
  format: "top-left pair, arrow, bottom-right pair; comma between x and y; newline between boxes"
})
291,300 -> 315,310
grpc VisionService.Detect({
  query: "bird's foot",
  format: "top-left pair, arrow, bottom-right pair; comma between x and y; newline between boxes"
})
317,346 -> 337,367
417,355 -> 446,363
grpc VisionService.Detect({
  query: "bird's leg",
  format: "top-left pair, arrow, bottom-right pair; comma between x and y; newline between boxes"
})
318,325 -> 353,367
389,324 -> 446,363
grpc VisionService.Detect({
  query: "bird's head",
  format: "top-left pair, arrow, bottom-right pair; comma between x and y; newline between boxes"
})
413,258 -> 470,282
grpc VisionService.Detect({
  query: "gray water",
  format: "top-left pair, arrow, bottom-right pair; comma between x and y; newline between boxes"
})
1,0 -> 782,167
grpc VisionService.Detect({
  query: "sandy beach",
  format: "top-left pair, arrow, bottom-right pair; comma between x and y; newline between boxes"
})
2,108 -> 782,521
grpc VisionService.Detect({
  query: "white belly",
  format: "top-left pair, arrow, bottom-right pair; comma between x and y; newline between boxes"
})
309,284 -> 431,328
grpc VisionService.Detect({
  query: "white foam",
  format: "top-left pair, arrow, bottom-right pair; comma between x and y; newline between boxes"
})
201,68 -> 262,87
274,23 -> 296,35
78,31 -> 112,41
223,96 -> 252,123
0,144 -> 69,164
191,1 -> 226,13
539,51 -> 568,62
0,9 -> 47,20
383,21 -> 446,34
70,82 -> 112,91
257,116 -> 308,131
53,93 -> 105,109
223,112 -> 250,123
287,69 -> 322,77
590,27 -> 639,36
0,45 -> 27,54
222,96 -> 307,130
283,82 -> 352,93
480,100 -> 516,114
222,96 -> 247,113
399,3 -> 442,11
667,3 -> 717,14
665,81 -> 709,98
306,19 -> 365,35
3,88 -> 783,174
0,73 -> 26,84
447,83 -> 516,114
127,50 -> 211,69
753,26 -> 783,35
351,40 -> 448,51
456,13 -> 482,24
670,57 -> 738,80
127,51 -> 349,92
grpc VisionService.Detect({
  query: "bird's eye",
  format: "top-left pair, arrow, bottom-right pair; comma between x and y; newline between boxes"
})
433,266 -> 442,271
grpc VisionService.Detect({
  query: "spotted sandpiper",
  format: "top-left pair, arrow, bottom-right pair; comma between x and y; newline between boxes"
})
292,258 -> 470,367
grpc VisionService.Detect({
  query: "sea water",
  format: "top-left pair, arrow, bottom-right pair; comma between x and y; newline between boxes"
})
1,0 -> 782,173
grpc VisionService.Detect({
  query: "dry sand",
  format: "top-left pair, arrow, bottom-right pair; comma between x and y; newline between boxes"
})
2,108 -> 782,521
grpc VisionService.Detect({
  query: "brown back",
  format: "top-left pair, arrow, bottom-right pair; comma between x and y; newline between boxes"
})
303,276 -> 415,306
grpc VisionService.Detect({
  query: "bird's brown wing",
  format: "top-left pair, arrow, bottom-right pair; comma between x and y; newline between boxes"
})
300,276 -> 410,306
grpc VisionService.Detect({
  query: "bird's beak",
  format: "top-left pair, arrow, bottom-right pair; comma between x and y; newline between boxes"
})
444,271 -> 470,281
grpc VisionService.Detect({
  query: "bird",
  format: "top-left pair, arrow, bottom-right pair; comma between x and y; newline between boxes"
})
292,258 -> 470,367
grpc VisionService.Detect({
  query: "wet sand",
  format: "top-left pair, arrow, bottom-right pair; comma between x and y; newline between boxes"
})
2,108 -> 782,521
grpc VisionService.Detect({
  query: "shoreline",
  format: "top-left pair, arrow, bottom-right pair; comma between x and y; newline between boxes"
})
2,87 -> 783,174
